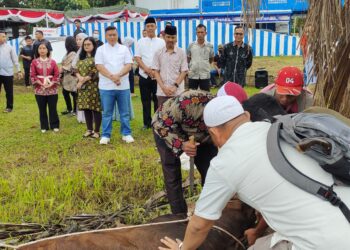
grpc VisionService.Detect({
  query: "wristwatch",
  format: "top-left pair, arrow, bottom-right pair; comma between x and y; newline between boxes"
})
174,82 -> 179,88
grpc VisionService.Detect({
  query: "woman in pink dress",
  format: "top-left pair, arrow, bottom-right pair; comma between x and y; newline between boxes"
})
30,42 -> 60,133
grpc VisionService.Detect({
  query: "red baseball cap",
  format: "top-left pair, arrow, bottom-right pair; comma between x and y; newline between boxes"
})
217,81 -> 248,104
275,66 -> 304,96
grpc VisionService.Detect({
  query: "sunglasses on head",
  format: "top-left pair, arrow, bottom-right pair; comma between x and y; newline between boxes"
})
235,33 -> 243,35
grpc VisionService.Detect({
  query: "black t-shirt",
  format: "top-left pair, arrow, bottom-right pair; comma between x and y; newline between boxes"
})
20,45 -> 34,68
96,40 -> 104,47
74,27 -> 86,38
33,39 -> 53,58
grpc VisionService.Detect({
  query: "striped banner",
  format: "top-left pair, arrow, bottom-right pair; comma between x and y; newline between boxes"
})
8,19 -> 301,57
7,37 -> 20,56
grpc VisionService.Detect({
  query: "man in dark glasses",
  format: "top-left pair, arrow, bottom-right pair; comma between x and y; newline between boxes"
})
218,26 -> 253,87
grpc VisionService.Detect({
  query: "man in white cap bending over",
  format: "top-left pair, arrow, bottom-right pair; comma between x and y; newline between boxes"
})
159,96 -> 350,250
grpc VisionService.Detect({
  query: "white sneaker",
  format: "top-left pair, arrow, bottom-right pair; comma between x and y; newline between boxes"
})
100,137 -> 110,145
122,135 -> 134,143
41,129 -> 47,133
53,128 -> 59,132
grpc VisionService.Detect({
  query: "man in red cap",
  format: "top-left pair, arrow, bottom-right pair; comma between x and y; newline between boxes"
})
261,66 -> 313,113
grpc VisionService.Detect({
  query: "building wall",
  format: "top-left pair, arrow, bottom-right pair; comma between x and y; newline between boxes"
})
135,0 -> 198,10
136,0 -> 309,12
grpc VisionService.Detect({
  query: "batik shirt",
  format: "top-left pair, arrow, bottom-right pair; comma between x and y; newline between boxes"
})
218,42 -> 253,86
152,90 -> 214,156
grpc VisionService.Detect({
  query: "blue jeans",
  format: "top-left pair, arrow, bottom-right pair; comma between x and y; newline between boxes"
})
99,89 -> 132,138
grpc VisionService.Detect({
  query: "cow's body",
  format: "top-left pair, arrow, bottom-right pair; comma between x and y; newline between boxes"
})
17,200 -> 255,250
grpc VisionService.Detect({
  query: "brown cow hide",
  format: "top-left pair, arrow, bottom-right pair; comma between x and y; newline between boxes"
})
17,201 -> 255,250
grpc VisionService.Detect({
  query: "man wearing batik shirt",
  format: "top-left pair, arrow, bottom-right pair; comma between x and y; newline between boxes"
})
152,90 -> 218,216
218,26 -> 253,87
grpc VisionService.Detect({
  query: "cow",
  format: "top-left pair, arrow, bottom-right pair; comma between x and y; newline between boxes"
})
16,200 -> 255,250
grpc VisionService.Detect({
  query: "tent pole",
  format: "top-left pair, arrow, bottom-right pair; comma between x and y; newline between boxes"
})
45,12 -> 49,28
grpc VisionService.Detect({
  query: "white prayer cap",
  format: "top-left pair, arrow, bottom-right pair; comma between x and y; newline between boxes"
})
204,96 -> 244,127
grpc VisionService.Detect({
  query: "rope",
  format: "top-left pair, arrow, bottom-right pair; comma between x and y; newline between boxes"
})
212,225 -> 247,250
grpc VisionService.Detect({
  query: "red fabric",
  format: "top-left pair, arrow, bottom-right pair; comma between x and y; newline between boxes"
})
47,13 -> 64,19
9,9 -> 19,14
0,10 -> 10,15
19,11 -> 45,18
300,33 -> 308,59
0,8 -> 145,23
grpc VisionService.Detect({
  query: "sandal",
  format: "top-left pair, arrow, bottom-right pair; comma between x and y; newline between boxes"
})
90,132 -> 100,139
83,130 -> 93,138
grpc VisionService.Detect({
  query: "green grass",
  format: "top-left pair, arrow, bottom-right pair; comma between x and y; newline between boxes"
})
0,88 -> 165,224
0,56 -> 300,225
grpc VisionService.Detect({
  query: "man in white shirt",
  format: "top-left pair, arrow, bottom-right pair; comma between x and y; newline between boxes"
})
95,26 -> 134,144
135,17 -> 165,130
0,30 -> 21,113
159,96 -> 350,250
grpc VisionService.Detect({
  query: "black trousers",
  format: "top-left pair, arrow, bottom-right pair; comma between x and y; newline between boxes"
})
157,96 -> 172,107
129,68 -> 135,94
24,66 -> 31,86
154,132 -> 218,214
0,75 -> 14,109
35,94 -> 59,130
139,75 -> 158,127
62,88 -> 77,112
84,109 -> 102,133
188,78 -> 211,91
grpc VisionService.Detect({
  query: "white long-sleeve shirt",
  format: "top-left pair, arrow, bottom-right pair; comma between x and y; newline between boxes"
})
0,43 -> 20,76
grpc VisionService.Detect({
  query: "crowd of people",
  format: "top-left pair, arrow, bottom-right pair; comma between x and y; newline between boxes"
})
1,16 -> 349,250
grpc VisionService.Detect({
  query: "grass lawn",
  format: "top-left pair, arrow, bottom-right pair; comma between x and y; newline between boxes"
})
0,56 -> 301,225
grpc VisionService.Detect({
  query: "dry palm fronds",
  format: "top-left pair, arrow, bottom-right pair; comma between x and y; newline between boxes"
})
0,180 -> 199,247
241,0 -> 261,29
304,0 -> 350,117
240,0 -> 261,45
0,205 -> 131,247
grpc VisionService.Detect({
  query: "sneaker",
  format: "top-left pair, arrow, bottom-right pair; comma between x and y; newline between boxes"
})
83,130 -> 93,138
53,128 -> 59,132
100,137 -> 110,145
41,129 -> 47,133
3,108 -> 12,113
70,111 -> 76,116
91,132 -> 100,139
122,135 -> 135,143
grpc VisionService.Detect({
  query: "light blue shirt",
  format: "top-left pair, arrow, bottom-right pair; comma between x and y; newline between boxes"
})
0,43 -> 20,76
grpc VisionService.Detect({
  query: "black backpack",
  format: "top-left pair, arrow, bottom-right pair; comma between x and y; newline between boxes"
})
267,112 -> 350,223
